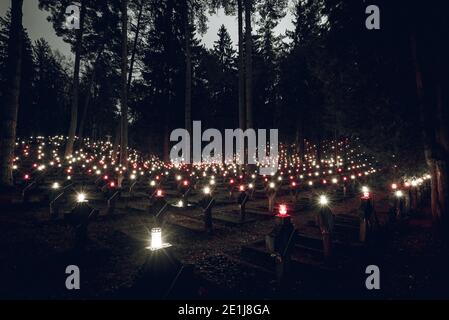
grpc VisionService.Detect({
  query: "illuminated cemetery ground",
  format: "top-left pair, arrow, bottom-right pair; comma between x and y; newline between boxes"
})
0,136 -> 438,299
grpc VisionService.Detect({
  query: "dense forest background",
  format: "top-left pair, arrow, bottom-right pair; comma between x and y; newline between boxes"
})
0,0 -> 446,176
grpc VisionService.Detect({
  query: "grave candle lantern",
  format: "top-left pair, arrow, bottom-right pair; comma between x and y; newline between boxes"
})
391,189 -> 406,220
278,204 -> 289,217
359,191 -> 375,242
316,195 -> 333,260
318,195 -> 329,206
77,193 -> 87,203
201,186 -> 215,234
151,228 -> 162,250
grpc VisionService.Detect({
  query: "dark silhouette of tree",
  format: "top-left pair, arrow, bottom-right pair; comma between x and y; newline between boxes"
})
38,0 -> 86,158
0,15 -> 36,138
119,0 -> 129,167
407,1 -> 449,234
208,25 -> 238,129
213,25 -> 236,69
253,0 -> 286,129
279,0 -> 324,156
39,0 -> 122,157
30,39 -> 71,136
244,0 -> 253,129
0,0 -> 23,188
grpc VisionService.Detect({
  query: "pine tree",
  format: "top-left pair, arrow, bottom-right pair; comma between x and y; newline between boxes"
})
213,25 -> 236,72
27,39 -> 70,136
207,25 -> 237,130
278,0 -> 325,154
0,0 -> 23,188
252,0 -> 287,129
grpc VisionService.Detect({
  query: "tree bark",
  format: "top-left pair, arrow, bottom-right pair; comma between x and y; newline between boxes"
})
112,121 -> 121,162
0,0 -> 23,188
184,0 -> 192,162
237,0 -> 245,131
112,0 -> 143,162
64,0 -> 85,158
244,0 -> 253,129
127,0 -> 144,93
77,72 -> 95,145
410,33 -> 449,233
120,0 -> 129,167
163,0 -> 174,162
77,47 -> 104,144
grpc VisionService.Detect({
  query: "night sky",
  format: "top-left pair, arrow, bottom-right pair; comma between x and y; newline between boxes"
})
0,0 -> 294,57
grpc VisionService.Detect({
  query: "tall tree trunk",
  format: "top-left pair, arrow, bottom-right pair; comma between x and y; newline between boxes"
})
120,0 -> 129,167
296,118 -> 305,161
163,123 -> 170,162
0,0 -> 23,188
112,0 -> 143,162
127,0 -> 144,93
184,0 -> 192,138
163,0 -> 174,162
64,0 -> 85,158
237,0 -> 245,131
244,0 -> 253,129
77,72 -> 95,145
77,47 -> 104,144
410,33 -> 449,234
112,121 -> 121,162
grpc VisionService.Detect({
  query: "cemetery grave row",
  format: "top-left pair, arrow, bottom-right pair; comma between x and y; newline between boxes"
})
2,135 -> 433,297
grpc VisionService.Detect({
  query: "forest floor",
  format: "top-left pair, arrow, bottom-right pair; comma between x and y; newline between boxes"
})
0,189 -> 448,300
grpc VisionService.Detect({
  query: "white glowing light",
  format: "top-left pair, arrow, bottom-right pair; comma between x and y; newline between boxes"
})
52,182 -> 60,190
395,190 -> 404,198
150,180 -> 156,187
76,193 -> 87,203
361,186 -> 369,193
319,195 -> 329,206
150,228 -> 162,249
269,182 -> 275,189
203,186 -> 211,195
178,200 -> 184,207
147,227 -> 171,251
